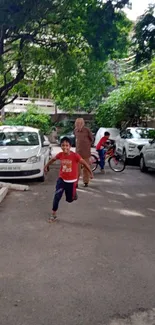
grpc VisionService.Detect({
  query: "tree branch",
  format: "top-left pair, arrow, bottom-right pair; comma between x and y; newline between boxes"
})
5,94 -> 18,106
0,25 -> 5,55
0,66 -> 24,96
3,47 -> 12,54
3,66 -> 14,87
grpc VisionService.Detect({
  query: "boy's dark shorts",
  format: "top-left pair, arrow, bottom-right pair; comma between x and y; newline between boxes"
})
56,178 -> 77,202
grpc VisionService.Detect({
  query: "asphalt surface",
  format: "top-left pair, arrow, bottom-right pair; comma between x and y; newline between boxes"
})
0,155 -> 155,325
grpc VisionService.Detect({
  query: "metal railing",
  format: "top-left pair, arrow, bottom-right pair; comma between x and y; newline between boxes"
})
4,97 -> 56,114
4,97 -> 93,115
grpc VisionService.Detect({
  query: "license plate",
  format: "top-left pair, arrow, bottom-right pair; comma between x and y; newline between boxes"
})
0,166 -> 21,171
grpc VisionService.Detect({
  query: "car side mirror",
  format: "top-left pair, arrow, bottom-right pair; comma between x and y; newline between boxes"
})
43,140 -> 50,147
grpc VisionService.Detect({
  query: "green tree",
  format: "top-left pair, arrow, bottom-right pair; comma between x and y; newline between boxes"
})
51,59 -> 115,112
42,10 -> 132,111
0,0 -> 69,109
96,60 -> 155,127
0,0 -> 130,111
133,4 -> 155,65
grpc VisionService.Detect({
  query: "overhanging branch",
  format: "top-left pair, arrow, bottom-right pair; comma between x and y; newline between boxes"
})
5,94 -> 18,106
3,66 -> 14,87
0,67 -> 24,96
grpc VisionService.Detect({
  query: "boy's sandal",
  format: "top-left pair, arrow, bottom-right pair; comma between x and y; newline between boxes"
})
48,215 -> 57,223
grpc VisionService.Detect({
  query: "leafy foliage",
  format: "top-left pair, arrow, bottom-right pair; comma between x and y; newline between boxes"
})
4,105 -> 52,134
96,60 -> 155,127
49,10 -> 132,112
133,4 -> 155,65
148,129 -> 155,139
0,0 -> 69,109
0,0 -> 131,110
84,7 -> 132,60
52,60 -> 115,112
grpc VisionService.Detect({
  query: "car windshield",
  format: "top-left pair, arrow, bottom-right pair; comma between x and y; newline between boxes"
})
135,128 -> 153,139
0,131 -> 39,146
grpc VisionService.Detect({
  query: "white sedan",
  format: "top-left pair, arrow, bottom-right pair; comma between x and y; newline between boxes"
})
115,127 -> 154,163
140,139 -> 155,172
0,125 -> 51,181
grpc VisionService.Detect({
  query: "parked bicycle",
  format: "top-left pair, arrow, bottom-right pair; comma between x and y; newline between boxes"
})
90,143 -> 126,172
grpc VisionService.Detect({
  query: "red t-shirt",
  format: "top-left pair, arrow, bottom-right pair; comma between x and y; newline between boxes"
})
56,151 -> 81,181
96,136 -> 109,150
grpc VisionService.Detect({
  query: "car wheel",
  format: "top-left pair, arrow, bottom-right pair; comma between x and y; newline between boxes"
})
140,155 -> 148,173
38,167 -> 45,182
38,174 -> 45,182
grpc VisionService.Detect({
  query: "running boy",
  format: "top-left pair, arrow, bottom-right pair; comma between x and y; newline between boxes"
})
96,131 -> 110,172
44,137 -> 93,222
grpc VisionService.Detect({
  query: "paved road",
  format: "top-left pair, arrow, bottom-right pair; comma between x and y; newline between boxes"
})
0,160 -> 155,325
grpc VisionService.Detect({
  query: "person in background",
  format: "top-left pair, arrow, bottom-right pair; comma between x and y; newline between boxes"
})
96,131 -> 110,173
74,118 -> 93,187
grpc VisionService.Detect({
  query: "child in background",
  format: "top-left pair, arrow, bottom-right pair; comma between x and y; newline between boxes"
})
44,137 -> 93,222
96,131 -> 110,173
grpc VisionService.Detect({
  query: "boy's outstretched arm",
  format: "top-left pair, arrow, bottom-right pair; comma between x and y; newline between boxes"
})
79,158 -> 93,179
44,157 -> 57,173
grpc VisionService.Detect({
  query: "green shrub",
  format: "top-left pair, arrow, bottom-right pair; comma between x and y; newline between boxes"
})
4,105 -> 53,134
149,129 -> 155,139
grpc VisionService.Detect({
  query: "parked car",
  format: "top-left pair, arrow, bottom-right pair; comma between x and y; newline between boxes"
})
115,127 -> 154,163
140,138 -> 155,172
44,135 -> 53,159
0,125 -> 51,181
94,128 -> 120,146
58,131 -> 76,147
58,129 -> 95,147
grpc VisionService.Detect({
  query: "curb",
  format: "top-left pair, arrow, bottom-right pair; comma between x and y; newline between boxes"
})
0,182 -> 29,191
0,187 -> 9,204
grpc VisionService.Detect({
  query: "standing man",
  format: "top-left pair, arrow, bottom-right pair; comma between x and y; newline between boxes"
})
74,118 -> 93,187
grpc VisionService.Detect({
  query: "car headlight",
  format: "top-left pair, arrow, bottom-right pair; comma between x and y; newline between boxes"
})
27,155 -> 41,163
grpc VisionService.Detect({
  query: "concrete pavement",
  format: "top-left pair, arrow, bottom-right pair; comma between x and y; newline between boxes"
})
0,163 -> 155,325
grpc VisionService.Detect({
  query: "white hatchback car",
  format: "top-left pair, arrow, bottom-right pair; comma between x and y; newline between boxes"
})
0,125 -> 51,181
115,127 -> 154,163
140,139 -> 155,172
